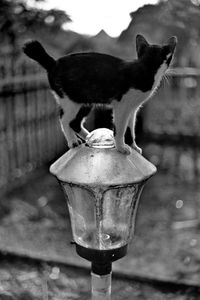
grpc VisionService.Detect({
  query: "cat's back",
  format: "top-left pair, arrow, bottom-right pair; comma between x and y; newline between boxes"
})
58,52 -> 124,69
54,52 -> 125,81
50,52 -> 129,103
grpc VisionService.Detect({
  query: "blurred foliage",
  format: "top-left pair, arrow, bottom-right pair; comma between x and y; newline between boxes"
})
0,0 -> 71,50
1,0 -> 200,65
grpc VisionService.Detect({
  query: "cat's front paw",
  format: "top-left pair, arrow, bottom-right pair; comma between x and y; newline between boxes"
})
116,144 -> 132,155
132,143 -> 142,154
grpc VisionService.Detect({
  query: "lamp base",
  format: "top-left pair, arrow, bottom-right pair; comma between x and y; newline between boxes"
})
75,243 -> 127,275
91,270 -> 112,299
75,243 -> 128,264
75,243 -> 127,262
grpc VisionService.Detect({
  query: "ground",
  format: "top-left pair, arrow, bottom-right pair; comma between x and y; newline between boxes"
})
0,256 -> 199,300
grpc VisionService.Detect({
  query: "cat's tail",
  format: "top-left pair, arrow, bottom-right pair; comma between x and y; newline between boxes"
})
23,40 -> 56,72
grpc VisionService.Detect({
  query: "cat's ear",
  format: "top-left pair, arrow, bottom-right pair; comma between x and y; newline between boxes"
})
165,36 -> 177,54
136,34 -> 149,58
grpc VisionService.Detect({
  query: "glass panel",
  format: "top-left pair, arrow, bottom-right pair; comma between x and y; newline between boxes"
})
62,182 -> 144,250
62,184 -> 97,248
100,184 -> 144,249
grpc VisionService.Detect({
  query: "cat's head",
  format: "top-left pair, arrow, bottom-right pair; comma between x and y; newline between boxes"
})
136,34 -> 177,71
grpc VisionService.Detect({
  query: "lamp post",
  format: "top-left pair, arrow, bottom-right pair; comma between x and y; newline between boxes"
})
50,128 -> 156,300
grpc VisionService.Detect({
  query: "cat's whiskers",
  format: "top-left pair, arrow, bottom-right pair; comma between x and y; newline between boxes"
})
163,73 -> 170,86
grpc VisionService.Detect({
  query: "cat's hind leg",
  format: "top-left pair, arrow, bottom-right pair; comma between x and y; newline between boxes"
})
59,97 -> 83,148
113,99 -> 133,155
128,110 -> 142,154
70,106 -> 91,140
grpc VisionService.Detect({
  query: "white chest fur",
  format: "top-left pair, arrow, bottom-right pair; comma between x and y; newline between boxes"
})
122,62 -> 167,107
151,62 -> 167,94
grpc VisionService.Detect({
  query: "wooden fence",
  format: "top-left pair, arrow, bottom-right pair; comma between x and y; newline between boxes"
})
0,59 -> 66,190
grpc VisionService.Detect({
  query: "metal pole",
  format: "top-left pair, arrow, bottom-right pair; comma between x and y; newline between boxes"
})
91,271 -> 112,300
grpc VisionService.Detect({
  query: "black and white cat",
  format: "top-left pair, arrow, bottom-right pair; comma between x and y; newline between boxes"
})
23,34 -> 177,154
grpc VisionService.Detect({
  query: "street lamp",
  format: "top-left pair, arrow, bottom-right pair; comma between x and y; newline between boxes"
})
50,128 -> 156,300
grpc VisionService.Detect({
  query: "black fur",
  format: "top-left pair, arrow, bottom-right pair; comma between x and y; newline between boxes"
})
49,53 -> 129,102
23,40 -> 55,71
49,51 -> 159,102
70,106 -> 91,133
23,38 -> 177,104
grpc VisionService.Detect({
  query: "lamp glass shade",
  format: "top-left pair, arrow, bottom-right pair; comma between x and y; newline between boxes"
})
61,182 -> 144,250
